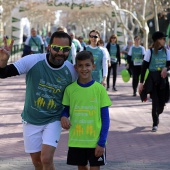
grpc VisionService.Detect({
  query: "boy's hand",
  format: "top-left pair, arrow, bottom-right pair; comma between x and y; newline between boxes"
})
95,145 -> 104,157
61,116 -> 71,130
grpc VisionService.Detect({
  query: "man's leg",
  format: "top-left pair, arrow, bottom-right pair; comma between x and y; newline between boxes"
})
41,144 -> 56,170
40,121 -> 61,170
30,152 -> 43,170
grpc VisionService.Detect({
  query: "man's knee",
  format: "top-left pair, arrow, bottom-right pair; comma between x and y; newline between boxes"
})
30,152 -> 42,168
41,154 -> 53,165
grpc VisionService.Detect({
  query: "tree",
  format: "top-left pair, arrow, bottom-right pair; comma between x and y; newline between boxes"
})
103,0 -> 169,48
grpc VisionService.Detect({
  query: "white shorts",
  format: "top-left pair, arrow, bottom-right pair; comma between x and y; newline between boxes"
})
23,121 -> 62,153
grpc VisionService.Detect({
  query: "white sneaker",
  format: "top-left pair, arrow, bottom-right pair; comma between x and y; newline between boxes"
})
152,126 -> 158,132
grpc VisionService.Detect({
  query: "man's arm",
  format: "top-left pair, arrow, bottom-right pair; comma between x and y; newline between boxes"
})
0,64 -> 19,78
0,38 -> 19,78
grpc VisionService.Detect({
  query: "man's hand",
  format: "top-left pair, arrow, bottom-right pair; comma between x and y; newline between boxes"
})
61,116 -> 71,130
95,145 -> 104,157
0,37 -> 14,68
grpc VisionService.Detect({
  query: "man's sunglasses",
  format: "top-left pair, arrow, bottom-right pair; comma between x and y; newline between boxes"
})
51,45 -> 71,53
89,35 -> 98,39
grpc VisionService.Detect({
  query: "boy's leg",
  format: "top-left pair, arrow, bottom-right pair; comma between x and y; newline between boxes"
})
90,166 -> 100,170
78,165 -> 88,170
78,165 -> 100,170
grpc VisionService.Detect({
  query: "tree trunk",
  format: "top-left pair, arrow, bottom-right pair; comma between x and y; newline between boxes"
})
143,22 -> 149,49
153,0 -> 159,31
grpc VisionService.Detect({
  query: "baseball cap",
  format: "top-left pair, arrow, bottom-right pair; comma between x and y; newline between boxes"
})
152,31 -> 167,42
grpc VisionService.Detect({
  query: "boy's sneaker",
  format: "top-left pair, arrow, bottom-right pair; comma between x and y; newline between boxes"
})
152,126 -> 158,132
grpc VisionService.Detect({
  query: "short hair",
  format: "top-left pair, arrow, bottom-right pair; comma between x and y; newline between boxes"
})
75,51 -> 94,64
56,26 -> 67,33
49,31 -> 72,46
134,35 -> 140,40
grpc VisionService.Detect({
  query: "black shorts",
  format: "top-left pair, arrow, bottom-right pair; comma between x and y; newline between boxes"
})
67,147 -> 106,167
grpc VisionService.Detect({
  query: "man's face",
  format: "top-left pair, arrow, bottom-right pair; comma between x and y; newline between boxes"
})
31,29 -> 37,37
49,37 -> 70,67
69,33 -> 74,40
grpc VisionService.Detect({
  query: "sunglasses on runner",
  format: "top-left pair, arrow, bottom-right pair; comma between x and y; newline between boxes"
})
89,35 -> 98,39
51,45 -> 71,53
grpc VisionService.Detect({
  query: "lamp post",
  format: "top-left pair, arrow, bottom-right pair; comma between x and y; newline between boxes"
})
0,0 -> 3,46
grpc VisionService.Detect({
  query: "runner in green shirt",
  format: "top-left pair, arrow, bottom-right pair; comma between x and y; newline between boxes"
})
61,51 -> 112,170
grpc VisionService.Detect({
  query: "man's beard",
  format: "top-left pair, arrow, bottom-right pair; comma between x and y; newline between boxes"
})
50,52 -> 67,67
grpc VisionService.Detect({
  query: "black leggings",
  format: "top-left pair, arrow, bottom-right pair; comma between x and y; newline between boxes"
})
131,65 -> 141,94
107,63 -> 117,88
151,84 -> 166,126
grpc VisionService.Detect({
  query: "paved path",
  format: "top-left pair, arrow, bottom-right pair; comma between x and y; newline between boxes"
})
0,61 -> 170,170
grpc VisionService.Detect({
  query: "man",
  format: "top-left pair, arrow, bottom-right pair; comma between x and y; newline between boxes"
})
0,32 -> 77,170
56,26 -> 77,64
69,32 -> 83,52
23,28 -> 44,56
78,36 -> 86,49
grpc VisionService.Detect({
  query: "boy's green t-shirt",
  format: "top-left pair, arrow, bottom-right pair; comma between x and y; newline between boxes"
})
62,81 -> 112,148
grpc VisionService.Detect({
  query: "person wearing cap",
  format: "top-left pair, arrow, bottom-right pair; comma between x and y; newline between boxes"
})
138,31 -> 170,132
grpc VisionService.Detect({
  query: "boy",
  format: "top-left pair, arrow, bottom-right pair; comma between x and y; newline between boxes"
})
61,51 -> 112,170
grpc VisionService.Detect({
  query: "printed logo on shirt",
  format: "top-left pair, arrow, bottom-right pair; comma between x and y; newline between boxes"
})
98,157 -> 103,161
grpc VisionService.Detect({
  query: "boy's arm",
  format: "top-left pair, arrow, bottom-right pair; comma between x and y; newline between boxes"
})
95,106 -> 110,157
61,106 -> 71,130
97,106 -> 110,147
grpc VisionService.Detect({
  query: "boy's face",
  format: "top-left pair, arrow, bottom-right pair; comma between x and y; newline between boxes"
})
74,59 -> 95,83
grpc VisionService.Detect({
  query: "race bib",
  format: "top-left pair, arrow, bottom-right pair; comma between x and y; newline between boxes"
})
111,56 -> 117,63
133,58 -> 142,66
31,46 -> 38,52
